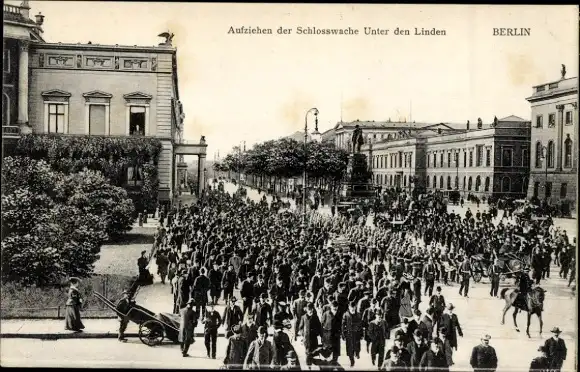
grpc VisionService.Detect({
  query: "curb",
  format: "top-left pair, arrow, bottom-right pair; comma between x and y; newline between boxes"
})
0,331 -> 276,340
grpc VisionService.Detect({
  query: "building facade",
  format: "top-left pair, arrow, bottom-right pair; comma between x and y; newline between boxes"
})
526,73 -> 577,204
365,117 -> 531,199
3,2 -> 207,202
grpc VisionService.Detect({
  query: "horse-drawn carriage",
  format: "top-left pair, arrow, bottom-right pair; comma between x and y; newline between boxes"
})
94,292 -> 181,347
469,252 -> 530,283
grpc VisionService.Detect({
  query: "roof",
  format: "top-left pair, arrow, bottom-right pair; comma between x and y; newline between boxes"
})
283,131 -> 311,142
527,77 -> 578,102
499,115 -> 527,122
32,42 -> 176,53
3,11 -> 36,25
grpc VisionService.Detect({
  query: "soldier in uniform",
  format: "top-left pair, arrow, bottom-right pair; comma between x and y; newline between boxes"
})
488,259 -> 501,298
342,301 -> 362,367
459,256 -> 471,298
203,302 -> 222,359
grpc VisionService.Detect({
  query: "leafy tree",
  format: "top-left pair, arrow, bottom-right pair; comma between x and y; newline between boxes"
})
1,157 -> 133,286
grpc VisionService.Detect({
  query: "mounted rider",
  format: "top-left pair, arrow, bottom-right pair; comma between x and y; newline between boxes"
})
515,268 -> 534,311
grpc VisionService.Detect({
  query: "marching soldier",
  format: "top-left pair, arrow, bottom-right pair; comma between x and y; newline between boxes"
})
459,256 -> 471,298
203,302 -> 222,359
342,301 -> 362,367
488,259 -> 501,298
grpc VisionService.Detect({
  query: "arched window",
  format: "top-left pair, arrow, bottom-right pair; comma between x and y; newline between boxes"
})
403,175 -> 407,187
433,176 -> 437,189
390,175 -> 393,186
2,93 -> 9,126
439,176 -> 444,189
463,176 -> 466,190
376,174 -> 380,183
468,176 -> 473,190
547,141 -> 555,168
535,142 -> 542,168
485,177 -> 490,192
447,176 -> 451,190
564,137 -> 572,168
426,175 -> 430,188
455,176 -> 459,189
387,134 -> 392,140
475,176 -> 481,191
502,176 -> 511,192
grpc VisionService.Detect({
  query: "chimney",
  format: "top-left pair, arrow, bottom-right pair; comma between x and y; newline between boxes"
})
35,12 -> 45,26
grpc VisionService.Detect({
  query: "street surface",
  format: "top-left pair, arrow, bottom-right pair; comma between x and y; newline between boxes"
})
2,180 -> 575,370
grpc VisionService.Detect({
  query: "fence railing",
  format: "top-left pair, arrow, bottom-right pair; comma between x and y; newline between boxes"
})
3,4 -> 24,15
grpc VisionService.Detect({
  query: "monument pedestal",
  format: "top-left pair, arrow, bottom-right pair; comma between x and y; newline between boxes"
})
339,153 -> 374,198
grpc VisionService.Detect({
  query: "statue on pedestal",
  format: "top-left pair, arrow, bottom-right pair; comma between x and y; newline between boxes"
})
351,125 -> 364,154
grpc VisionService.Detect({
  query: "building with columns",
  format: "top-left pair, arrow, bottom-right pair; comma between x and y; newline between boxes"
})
526,71 -> 577,204
2,2 -> 207,203
365,116 -> 531,199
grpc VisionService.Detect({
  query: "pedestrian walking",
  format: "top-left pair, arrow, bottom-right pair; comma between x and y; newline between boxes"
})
543,327 -> 567,371
179,298 -> 198,357
221,264 -> 237,303
342,301 -> 362,367
243,326 -> 277,370
459,256 -> 471,298
436,327 -> 454,367
439,303 -> 463,350
529,345 -> 550,372
192,267 -> 211,317
223,297 -> 244,337
423,258 -> 436,297
383,346 -> 409,371
488,259 -> 501,297
406,329 -> 429,372
272,321 -> 293,368
64,277 -> 85,333
419,338 -> 449,372
470,334 -> 498,372
298,302 -> 322,369
291,290 -> 307,341
223,325 -> 248,370
368,309 -> 389,368
429,286 -> 446,328
203,302 -> 222,359
320,300 -> 341,363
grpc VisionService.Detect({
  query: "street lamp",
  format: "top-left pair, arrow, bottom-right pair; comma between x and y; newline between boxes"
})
302,107 -> 319,227
539,145 -> 548,199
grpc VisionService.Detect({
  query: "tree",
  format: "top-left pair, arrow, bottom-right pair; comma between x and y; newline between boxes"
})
1,157 -> 133,286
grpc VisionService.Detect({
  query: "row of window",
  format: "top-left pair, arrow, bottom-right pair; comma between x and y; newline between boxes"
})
535,111 -> 574,128
534,139 -> 574,168
372,152 -> 412,169
44,102 -> 147,136
533,182 -> 568,199
428,146 -> 495,168
373,173 -> 523,193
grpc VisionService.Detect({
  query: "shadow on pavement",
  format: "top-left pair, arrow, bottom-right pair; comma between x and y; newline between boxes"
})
312,359 -> 345,371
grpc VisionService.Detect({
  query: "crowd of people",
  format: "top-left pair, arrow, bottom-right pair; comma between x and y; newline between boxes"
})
131,180 -> 572,371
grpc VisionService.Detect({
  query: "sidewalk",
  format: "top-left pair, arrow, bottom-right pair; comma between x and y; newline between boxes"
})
0,318 -> 281,340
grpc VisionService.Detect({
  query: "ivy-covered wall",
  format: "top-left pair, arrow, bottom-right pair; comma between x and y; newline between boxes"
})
14,134 -> 163,213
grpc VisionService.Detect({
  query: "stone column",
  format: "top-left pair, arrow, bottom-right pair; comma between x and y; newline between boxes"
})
17,41 -> 29,126
572,103 -> 578,172
197,154 -> 206,196
555,104 -> 565,171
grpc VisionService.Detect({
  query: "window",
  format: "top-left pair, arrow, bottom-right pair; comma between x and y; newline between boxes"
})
381,156 -> 384,168
447,176 -> 451,190
129,106 -> 146,136
535,115 -> 543,128
433,176 -> 437,189
533,182 -> 539,197
439,176 -> 444,189
389,175 -> 393,186
536,85 -> 545,92
484,177 -> 490,192
501,147 -> 513,167
408,153 -> 412,167
433,153 -> 437,168
486,148 -> 491,167
48,103 -> 66,133
454,176 -> 458,189
3,49 -> 9,73
463,152 -> 467,167
398,152 -> 403,168
522,177 -> 529,192
476,145 -> 483,166
447,153 -> 451,167
463,176 -> 466,190
403,175 -> 407,187
522,147 -> 529,168
548,113 -> 556,128
545,182 -> 552,199
440,153 -> 444,168
475,176 -> 481,191
469,152 -> 473,167
548,82 -> 559,89
127,164 -> 144,186
535,142 -> 543,168
565,111 -> 573,125
468,176 -> 473,190
426,176 -> 430,188
560,183 -> 567,198
88,105 -> 107,135
564,138 -> 572,168
502,177 -> 511,192
547,141 -> 554,168
390,155 -> 393,168
2,93 -> 9,126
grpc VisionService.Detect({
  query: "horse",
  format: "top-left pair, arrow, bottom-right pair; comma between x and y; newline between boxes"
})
500,286 -> 546,337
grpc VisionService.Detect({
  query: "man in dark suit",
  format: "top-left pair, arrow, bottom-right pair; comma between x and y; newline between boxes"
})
423,258 -> 436,297
203,302 -> 222,359
470,334 -> 498,372
223,325 -> 248,369
179,298 -> 198,357
291,290 -> 307,341
222,297 -> 243,337
488,259 -> 501,297
192,267 -> 211,318
342,301 -> 362,367
240,273 -> 255,317
459,256 -> 472,298
544,327 -> 567,371
406,328 -> 428,372
368,309 -> 389,367
298,302 -> 322,368
254,293 -> 273,328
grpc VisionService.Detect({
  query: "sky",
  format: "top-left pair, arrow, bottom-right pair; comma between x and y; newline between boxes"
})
19,2 -> 580,158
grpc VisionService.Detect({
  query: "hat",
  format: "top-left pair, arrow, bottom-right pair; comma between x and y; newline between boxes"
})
402,318 -> 409,325
257,326 -> 267,335
260,293 -> 268,299
482,334 -> 491,340
273,321 -> 284,330
232,325 -> 241,334
287,351 -> 297,360
141,250 -> 147,255
551,327 -> 562,334
436,286 -> 442,291
447,303 -> 455,310
187,298 -> 195,305
413,329 -> 423,337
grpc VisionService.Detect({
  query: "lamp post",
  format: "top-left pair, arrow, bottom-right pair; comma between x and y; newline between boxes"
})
302,107 -> 319,228
539,145 -> 548,200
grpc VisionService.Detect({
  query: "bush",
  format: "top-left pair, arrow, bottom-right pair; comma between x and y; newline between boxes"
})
0,274 -> 134,318
1,157 -> 134,286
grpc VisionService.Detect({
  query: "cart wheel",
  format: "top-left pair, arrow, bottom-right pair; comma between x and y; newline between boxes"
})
473,272 -> 482,283
139,320 -> 165,346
